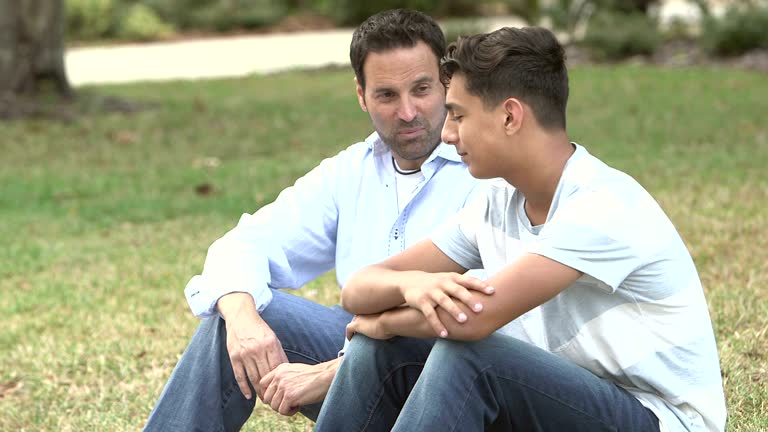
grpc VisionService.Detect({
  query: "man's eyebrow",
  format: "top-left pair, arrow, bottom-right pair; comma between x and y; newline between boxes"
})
373,86 -> 394,94
372,76 -> 435,94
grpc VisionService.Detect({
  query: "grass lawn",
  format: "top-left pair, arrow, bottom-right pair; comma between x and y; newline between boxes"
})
0,65 -> 766,431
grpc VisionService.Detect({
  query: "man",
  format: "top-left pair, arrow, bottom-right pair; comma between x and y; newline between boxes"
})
144,9 -> 542,431
314,27 -> 726,431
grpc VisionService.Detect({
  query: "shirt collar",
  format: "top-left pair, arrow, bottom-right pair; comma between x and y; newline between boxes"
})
364,131 -> 462,165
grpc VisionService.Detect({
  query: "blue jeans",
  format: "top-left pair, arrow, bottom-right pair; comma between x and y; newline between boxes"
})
144,290 -> 353,432
315,334 -> 661,432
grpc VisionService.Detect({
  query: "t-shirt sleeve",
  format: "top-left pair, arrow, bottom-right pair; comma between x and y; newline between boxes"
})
431,192 -> 486,270
527,190 -> 647,291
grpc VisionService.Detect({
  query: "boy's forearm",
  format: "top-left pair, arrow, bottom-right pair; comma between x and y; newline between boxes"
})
378,303 -> 490,340
378,306 -> 436,338
341,267 -> 411,314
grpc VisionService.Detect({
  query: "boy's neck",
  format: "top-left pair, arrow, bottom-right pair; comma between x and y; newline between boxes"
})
504,129 -> 573,226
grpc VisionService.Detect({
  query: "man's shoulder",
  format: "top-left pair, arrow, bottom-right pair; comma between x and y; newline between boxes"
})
328,132 -> 379,164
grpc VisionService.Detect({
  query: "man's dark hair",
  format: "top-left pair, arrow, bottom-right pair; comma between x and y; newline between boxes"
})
441,27 -> 569,130
350,9 -> 446,91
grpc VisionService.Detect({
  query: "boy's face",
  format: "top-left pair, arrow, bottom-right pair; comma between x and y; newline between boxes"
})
356,41 -> 446,168
442,73 -> 508,179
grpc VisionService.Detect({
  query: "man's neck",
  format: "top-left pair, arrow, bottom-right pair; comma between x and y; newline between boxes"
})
393,153 -> 429,171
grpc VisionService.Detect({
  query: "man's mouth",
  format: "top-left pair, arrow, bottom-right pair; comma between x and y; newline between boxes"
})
397,127 -> 425,139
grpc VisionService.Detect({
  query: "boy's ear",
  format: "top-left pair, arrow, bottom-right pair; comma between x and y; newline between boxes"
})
503,98 -> 524,135
355,76 -> 367,112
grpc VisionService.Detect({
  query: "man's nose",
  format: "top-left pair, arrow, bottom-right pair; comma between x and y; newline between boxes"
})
397,96 -> 417,123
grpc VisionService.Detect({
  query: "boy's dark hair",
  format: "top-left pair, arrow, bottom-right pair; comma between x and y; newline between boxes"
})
441,27 -> 569,130
350,9 -> 446,91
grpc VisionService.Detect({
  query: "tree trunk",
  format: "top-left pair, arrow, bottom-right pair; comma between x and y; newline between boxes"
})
0,0 -> 71,118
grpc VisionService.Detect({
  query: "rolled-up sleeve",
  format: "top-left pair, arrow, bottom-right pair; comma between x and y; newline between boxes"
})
185,153 -> 344,317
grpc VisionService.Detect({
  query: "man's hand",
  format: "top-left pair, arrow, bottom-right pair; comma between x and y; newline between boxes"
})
346,314 -> 393,340
259,358 -> 341,416
400,272 -> 494,337
220,293 -> 288,400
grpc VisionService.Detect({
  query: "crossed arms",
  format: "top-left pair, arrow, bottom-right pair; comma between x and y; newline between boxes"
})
342,239 -> 582,341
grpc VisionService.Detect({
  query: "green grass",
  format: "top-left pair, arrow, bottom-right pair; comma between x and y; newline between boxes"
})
1,65 -> 766,431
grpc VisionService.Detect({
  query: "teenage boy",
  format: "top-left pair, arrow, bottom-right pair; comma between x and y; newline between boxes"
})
315,26 -> 726,432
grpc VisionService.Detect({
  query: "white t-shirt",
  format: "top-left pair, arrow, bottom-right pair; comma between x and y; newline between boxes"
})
392,158 -> 425,213
432,143 -> 726,432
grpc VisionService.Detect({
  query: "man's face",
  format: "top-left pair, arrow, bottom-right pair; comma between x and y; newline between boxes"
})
356,41 -> 446,168
442,73 -> 508,179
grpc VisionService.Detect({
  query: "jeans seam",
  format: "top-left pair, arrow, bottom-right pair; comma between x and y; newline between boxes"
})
448,365 -> 494,432
282,346 -> 322,363
361,361 -> 424,432
496,374 -> 618,430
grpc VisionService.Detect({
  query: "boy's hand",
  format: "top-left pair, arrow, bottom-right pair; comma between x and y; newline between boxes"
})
346,314 -> 392,340
400,272 -> 494,337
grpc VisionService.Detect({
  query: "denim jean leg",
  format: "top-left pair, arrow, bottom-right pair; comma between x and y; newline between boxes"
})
258,290 -> 353,421
314,335 -> 435,432
393,334 -> 660,432
144,289 -> 353,431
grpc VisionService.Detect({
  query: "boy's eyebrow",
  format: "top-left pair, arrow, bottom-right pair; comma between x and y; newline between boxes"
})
445,102 -> 462,112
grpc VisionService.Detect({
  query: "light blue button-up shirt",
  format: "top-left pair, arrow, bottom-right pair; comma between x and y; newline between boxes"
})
184,132 -> 484,317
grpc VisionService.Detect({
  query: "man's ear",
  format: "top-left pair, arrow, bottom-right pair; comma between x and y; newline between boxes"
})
503,98 -> 524,135
355,76 -> 367,112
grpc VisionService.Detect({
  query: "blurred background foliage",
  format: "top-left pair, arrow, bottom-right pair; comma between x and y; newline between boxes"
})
65,0 -> 768,58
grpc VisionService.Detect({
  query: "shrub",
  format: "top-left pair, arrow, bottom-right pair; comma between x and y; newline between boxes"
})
140,0 -> 289,31
312,0 -> 487,26
66,0 -> 117,39
441,19 -> 487,45
701,6 -> 768,56
580,12 -> 661,60
116,4 -> 175,41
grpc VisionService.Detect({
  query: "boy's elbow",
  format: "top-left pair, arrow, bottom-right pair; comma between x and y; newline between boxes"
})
340,291 -> 356,313
448,318 -> 495,341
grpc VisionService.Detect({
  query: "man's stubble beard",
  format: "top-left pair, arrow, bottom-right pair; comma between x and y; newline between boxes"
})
381,113 -> 446,162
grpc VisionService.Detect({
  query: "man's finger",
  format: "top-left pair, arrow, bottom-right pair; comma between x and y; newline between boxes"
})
270,388 -> 284,412
260,368 -> 276,390
262,375 -> 279,406
243,358 -> 262,400
253,351 -> 272,385
265,345 -> 288,372
231,358 -> 252,400
279,397 -> 298,416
